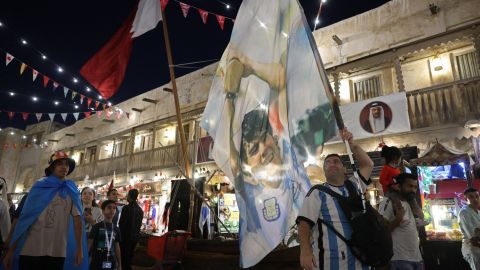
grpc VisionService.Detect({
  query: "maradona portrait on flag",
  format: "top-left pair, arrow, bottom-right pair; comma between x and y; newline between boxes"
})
200,0 -> 336,267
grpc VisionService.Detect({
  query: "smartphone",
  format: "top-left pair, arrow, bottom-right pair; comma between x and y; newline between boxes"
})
84,207 -> 92,215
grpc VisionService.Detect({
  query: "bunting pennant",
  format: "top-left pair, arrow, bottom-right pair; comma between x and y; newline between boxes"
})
43,75 -> 50,87
126,112 -> 130,119
64,87 -> 69,98
8,112 -> 15,120
53,82 -> 59,90
3,144 -> 8,150
103,103 -> 106,110
6,53 -> 14,66
12,144 -> 16,150
22,112 -> 29,121
97,110 -> 103,118
61,113 -> 67,122
72,91 -> 77,100
48,113 -> 55,121
160,0 -> 169,11
80,94 -> 85,104
198,9 -> 209,24
32,69 -> 39,81
95,101 -> 100,109
87,98 -> 92,108
84,112 -> 91,119
20,63 -> 27,75
73,113 -> 79,120
179,2 -> 190,18
216,15 -> 225,30
36,113 -> 43,122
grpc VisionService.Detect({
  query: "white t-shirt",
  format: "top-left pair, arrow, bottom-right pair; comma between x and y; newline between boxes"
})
21,193 -> 80,257
378,198 -> 422,262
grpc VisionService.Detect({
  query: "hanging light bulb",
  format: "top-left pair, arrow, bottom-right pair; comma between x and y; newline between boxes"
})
41,55 -> 47,60
86,87 -> 91,92
58,67 -> 63,73
21,39 -> 27,45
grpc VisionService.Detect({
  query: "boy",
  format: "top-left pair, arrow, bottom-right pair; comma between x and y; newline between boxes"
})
89,200 -> 122,270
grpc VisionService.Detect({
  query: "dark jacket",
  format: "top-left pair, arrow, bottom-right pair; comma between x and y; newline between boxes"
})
119,201 -> 143,242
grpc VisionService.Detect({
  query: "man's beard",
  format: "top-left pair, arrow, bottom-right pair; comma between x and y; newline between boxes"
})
402,191 -> 416,201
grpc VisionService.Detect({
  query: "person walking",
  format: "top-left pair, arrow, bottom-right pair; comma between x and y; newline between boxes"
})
119,189 -> 143,270
459,187 -> 480,269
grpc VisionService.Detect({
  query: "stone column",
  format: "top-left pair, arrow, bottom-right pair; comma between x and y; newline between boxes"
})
394,57 -> 406,92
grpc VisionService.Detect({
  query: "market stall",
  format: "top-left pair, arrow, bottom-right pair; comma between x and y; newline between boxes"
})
410,142 -> 475,269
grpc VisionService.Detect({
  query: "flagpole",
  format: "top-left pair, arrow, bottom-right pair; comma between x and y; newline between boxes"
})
159,7 -> 196,232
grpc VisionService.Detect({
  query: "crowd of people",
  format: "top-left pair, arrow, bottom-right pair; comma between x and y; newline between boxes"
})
0,151 -> 144,270
298,129 -> 480,270
0,130 -> 479,270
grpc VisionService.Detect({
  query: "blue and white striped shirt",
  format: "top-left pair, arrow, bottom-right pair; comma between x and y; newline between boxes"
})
298,178 -> 370,270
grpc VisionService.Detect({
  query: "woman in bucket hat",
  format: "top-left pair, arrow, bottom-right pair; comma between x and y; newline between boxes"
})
3,151 -> 88,270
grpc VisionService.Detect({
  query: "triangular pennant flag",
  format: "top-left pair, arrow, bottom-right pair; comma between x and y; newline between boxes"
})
97,110 -> 103,118
72,91 -> 77,100
160,0 -> 169,11
53,82 -> 59,90
80,94 -> 85,104
198,9 -> 209,24
87,98 -> 92,108
32,69 -> 39,81
216,15 -> 226,30
12,144 -> 16,150
179,2 -> 190,18
3,144 -> 8,150
61,113 -> 67,122
22,112 -> 29,121
48,113 -> 55,121
73,112 -> 79,120
64,87 -> 69,98
84,112 -> 91,119
36,113 -> 43,122
7,112 -> 15,120
106,110 -> 113,120
126,112 -> 130,119
95,101 -> 100,109
43,75 -> 50,87
116,110 -> 123,119
20,63 -> 27,75
6,53 -> 14,66
103,103 -> 106,110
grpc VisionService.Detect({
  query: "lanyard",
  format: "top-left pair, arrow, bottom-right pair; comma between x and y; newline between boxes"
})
103,222 -> 114,257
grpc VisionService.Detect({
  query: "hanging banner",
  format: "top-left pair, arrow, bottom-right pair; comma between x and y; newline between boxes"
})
36,113 -> 43,122
87,98 -> 92,107
6,53 -> 14,66
48,113 -> 55,121
73,112 -> 79,120
8,112 -> 15,120
20,63 -> 27,75
64,87 -> 69,98
22,112 -> 29,121
32,69 -> 39,81
338,92 -> 411,140
80,94 -> 85,104
71,91 -> 77,100
60,113 -> 68,122
179,2 -> 190,18
43,75 -> 50,87
216,15 -> 225,30
200,0 -> 337,267
95,101 -> 100,109
198,9 -> 209,24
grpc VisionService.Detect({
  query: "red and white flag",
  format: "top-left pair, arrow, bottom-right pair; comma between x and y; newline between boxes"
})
216,15 -> 225,30
8,112 -> 15,120
6,53 -> 14,66
179,2 -> 190,18
53,82 -> 60,90
80,94 -> 85,104
198,9 -> 209,24
81,0 -> 163,100
22,112 -> 29,121
43,75 -> 50,88
84,112 -> 91,119
32,69 -> 39,81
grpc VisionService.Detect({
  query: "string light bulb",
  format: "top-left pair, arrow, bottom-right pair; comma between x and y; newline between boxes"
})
107,102 -> 112,106
315,18 -> 320,26
21,39 -> 27,45
226,4 -> 230,9
9,92 -> 15,96
22,135 -> 27,139
0,21 -> 3,27
10,132 -> 15,135
54,101 -> 59,105
74,105 -> 79,109
98,95 -> 102,100
322,0 -> 327,3
32,96 -> 38,102
58,67 -> 63,73
41,55 -> 47,60
73,77 -> 78,83
86,87 -> 91,92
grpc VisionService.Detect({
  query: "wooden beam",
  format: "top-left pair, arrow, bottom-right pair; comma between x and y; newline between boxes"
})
48,139 -> 59,142
65,134 -> 75,137
142,98 -> 157,104
84,127 -> 93,131
102,119 -> 115,124
163,87 -> 173,93
131,108 -> 143,113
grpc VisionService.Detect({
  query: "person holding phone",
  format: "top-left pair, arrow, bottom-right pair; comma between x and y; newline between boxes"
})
81,187 -> 103,234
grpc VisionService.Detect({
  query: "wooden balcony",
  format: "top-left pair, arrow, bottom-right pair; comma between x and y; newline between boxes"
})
407,76 -> 480,129
70,163 -> 95,181
94,155 -> 128,178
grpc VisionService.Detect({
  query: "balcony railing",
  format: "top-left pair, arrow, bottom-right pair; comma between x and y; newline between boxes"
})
94,155 -> 128,178
406,77 -> 480,129
70,163 -> 95,181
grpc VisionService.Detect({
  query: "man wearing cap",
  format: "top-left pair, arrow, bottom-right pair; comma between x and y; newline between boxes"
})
3,151 -> 88,270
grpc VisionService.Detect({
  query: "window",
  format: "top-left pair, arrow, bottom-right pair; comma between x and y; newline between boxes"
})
456,51 -> 480,80
134,131 -> 153,152
353,76 -> 382,101
86,146 -> 96,163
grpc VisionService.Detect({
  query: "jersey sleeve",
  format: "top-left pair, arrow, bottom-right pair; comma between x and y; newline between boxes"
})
296,188 -> 321,228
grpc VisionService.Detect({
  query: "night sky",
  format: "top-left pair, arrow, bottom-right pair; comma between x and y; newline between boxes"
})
0,0 -> 390,130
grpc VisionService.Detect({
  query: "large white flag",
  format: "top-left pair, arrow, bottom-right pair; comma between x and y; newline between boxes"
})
200,0 -> 336,267
131,0 -> 163,38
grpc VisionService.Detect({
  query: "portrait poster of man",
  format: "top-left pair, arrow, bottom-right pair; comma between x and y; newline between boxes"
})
338,92 -> 411,140
200,0 -> 337,267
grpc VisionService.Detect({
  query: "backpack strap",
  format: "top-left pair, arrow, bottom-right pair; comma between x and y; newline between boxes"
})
311,184 -> 345,201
